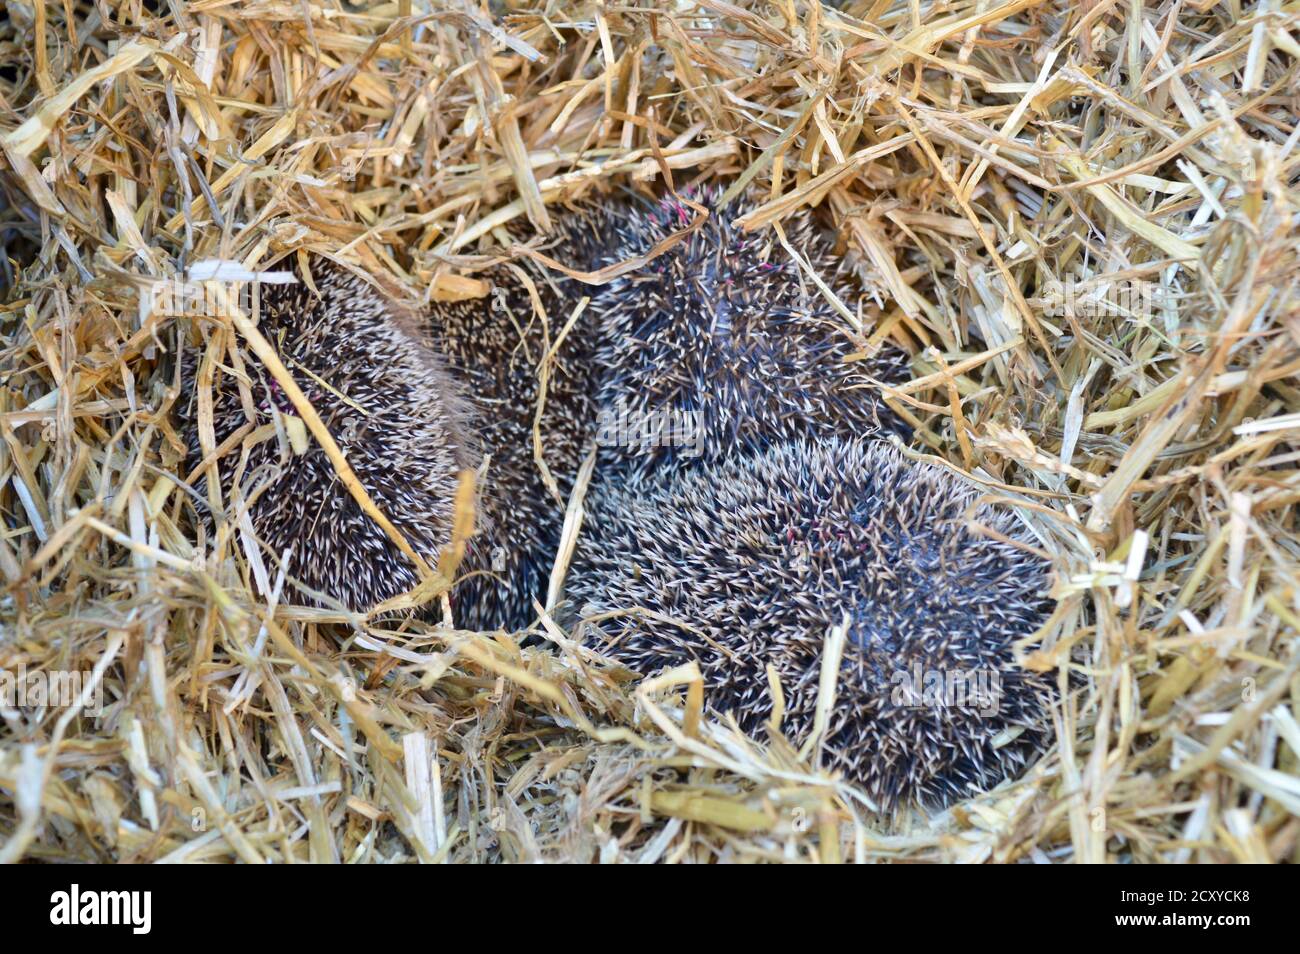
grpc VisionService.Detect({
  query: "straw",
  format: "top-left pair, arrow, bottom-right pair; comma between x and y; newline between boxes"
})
0,0 -> 1296,863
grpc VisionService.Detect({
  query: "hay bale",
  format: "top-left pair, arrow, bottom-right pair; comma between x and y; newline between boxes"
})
0,0 -> 1297,863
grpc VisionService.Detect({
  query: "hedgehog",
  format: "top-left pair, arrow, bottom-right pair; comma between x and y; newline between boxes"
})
566,436 -> 1055,808
587,187 -> 911,483
178,210 -> 614,626
426,206 -> 615,631
181,258 -> 477,612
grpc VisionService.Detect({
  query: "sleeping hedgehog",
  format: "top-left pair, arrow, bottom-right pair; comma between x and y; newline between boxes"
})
181,217 -> 605,625
566,436 -> 1055,808
180,259 -> 476,611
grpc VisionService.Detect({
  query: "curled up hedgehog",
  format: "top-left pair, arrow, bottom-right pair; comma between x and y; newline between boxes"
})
566,437 -> 1056,809
181,217 -> 611,625
564,189 -> 1058,810
588,188 -> 911,482
181,258 -> 477,612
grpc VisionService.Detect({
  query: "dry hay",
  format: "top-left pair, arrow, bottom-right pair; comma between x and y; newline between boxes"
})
0,0 -> 1298,863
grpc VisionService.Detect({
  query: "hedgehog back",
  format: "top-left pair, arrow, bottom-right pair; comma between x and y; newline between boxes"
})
567,436 -> 1055,808
591,193 -> 911,483
183,259 -> 474,611
427,207 -> 615,630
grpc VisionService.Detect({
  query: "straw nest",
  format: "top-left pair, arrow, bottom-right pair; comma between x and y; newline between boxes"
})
1,0 -> 1298,863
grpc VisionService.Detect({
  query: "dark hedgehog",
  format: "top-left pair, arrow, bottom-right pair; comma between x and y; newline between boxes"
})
428,207 -> 614,631
589,187 -> 911,482
180,212 -> 613,627
181,259 -> 476,612
566,436 -> 1056,809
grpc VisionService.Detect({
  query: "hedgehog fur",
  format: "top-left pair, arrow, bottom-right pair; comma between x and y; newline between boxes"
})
566,436 -> 1055,809
182,258 -> 475,612
588,188 -> 911,483
428,207 -> 614,631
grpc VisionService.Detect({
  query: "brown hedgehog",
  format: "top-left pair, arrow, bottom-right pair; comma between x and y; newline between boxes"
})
179,214 -> 614,626
588,187 -> 911,483
566,436 -> 1055,809
427,207 -> 614,631
181,258 -> 476,612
